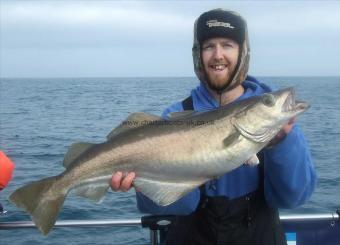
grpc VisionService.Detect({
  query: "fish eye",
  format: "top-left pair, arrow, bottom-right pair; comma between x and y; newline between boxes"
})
262,94 -> 276,107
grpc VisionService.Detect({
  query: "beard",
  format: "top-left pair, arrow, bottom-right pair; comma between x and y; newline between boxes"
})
203,66 -> 234,92
205,73 -> 231,91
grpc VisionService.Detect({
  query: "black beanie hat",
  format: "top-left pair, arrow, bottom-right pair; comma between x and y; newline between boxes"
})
196,9 -> 245,45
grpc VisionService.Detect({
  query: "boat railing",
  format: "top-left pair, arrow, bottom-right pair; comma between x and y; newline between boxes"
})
1,212 -> 339,245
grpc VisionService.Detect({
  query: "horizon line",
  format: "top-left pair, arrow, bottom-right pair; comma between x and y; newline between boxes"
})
1,75 -> 340,79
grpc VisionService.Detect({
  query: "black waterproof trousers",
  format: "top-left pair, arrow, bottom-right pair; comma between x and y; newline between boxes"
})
163,96 -> 287,245
164,189 -> 287,245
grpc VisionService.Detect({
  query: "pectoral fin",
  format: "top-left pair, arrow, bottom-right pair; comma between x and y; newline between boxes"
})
223,132 -> 241,148
232,118 -> 276,143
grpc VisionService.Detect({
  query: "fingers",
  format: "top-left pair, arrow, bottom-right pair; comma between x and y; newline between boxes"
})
282,117 -> 296,134
267,117 -> 297,147
111,171 -> 135,192
289,117 -> 296,125
121,172 -> 135,192
111,171 -> 123,191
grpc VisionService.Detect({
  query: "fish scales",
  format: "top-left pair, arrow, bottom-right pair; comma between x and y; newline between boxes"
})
9,87 -> 309,235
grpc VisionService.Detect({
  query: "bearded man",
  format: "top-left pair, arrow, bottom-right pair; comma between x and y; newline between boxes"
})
111,9 -> 316,245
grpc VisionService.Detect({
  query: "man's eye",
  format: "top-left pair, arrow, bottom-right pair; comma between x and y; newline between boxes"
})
203,44 -> 213,50
222,43 -> 233,48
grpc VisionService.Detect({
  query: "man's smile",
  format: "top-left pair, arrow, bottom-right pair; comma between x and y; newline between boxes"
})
209,64 -> 228,72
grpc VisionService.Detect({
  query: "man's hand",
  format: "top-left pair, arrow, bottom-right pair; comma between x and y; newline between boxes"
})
268,117 -> 296,147
111,172 -> 136,192
282,117 -> 296,134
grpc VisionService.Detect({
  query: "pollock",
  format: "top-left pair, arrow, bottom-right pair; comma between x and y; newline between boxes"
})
10,87 -> 309,235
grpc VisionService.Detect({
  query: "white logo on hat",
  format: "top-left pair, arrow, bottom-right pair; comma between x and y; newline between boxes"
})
206,20 -> 235,29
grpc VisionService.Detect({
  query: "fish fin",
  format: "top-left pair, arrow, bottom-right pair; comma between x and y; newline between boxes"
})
63,142 -> 94,168
134,177 -> 205,206
222,132 -> 241,148
232,118 -> 276,143
245,154 -> 260,165
9,176 -> 65,235
73,183 -> 109,203
107,112 -> 162,140
168,111 -> 196,119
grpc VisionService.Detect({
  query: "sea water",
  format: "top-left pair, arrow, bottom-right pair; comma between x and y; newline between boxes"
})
0,77 -> 339,244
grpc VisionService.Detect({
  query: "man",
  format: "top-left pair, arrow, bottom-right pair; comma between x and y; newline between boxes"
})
111,9 -> 316,244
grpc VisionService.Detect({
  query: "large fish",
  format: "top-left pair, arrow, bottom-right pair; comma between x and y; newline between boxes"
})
9,88 -> 309,235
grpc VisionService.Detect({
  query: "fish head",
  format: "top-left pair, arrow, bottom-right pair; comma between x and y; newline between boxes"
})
232,87 -> 310,143
256,87 -> 310,122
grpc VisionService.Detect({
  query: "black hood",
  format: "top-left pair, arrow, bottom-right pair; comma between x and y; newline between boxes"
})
192,9 -> 250,92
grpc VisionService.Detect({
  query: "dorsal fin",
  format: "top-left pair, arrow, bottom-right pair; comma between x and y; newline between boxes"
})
168,110 -> 196,119
107,112 -> 162,140
63,142 -> 94,168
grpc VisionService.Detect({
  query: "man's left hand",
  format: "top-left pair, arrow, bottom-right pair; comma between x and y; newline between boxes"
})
268,117 -> 296,146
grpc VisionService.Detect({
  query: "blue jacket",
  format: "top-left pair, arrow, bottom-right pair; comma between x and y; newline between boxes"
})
136,76 -> 316,214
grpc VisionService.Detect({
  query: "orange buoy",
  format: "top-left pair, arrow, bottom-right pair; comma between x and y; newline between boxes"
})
0,151 -> 15,190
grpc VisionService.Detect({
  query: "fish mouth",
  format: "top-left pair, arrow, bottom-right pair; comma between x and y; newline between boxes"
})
282,88 -> 310,114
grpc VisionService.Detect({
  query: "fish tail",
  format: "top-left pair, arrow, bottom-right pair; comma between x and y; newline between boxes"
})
9,176 -> 65,235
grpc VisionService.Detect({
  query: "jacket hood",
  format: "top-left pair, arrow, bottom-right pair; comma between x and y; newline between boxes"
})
192,9 -> 250,92
190,76 -> 271,111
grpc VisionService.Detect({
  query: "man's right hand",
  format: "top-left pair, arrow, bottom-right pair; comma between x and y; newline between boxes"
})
111,172 -> 136,192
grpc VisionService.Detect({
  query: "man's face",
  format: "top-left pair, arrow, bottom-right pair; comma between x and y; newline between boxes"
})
201,37 -> 239,91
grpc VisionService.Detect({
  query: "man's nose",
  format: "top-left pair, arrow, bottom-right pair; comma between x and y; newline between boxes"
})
213,46 -> 224,60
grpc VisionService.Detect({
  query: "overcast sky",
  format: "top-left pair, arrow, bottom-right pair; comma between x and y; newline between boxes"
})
1,0 -> 340,78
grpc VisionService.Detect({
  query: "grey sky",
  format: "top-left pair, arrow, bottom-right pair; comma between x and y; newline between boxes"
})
1,0 -> 339,78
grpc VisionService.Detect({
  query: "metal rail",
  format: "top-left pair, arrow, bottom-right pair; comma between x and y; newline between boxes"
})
0,218 -> 142,229
1,213 -> 338,229
280,212 -> 339,221
1,212 -> 339,245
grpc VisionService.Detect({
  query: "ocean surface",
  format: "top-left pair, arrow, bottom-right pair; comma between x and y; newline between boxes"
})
0,77 -> 339,244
